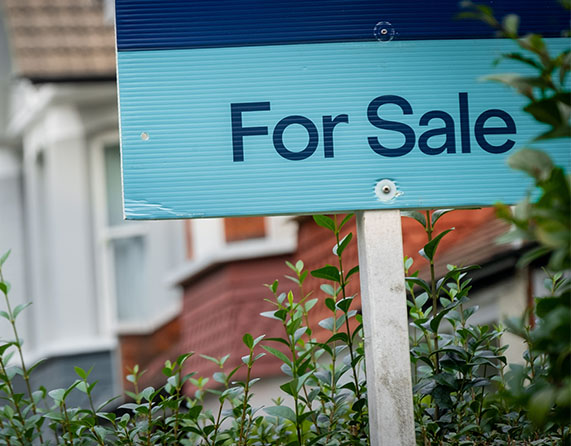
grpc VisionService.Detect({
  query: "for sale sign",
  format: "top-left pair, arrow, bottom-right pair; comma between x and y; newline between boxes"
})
115,0 -> 569,219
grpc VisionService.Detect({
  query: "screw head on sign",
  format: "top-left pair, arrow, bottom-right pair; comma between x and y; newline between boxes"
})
374,21 -> 395,42
375,179 -> 398,202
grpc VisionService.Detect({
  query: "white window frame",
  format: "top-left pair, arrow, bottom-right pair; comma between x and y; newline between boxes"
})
89,131 -> 149,334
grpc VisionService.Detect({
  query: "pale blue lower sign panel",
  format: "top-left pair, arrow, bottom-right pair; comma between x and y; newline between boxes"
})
117,39 -> 569,219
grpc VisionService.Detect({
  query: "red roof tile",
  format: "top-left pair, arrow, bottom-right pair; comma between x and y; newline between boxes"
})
2,0 -> 116,80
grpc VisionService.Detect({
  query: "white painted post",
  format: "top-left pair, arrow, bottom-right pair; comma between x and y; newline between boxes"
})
356,210 -> 415,445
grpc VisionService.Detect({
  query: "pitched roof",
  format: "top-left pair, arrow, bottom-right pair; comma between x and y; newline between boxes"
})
1,0 -> 116,81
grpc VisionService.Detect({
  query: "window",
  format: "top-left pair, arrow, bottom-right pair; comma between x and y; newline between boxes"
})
103,144 -> 149,322
92,138 -> 150,325
224,217 -> 266,242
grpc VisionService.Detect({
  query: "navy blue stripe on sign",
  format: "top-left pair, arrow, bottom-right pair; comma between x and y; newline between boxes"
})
115,0 -> 568,51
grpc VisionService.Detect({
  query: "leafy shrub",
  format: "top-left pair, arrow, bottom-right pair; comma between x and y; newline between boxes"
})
1,180 -> 569,445
0,4 -> 568,445
0,214 -> 369,445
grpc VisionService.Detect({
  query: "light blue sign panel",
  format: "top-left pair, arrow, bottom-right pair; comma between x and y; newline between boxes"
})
116,4 -> 569,219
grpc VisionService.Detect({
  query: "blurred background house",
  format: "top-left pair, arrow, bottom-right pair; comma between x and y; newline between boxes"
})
0,0 -> 298,405
0,0 -> 545,406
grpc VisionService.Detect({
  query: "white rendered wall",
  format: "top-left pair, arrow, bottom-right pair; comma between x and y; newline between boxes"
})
466,270 -> 528,365
0,147 -> 31,347
22,103 -> 106,355
8,81 -> 187,362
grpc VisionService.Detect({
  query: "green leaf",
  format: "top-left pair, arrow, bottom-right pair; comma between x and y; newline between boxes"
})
560,49 -> 570,85
12,303 -> 31,320
333,232 -> 352,257
260,310 -> 283,321
496,52 -> 542,70
320,284 -> 336,296
431,385 -> 454,409
404,256 -> 413,271
421,228 -> 454,261
517,246 -> 552,268
481,73 -> 551,92
296,371 -> 313,392
502,14 -> 519,37
433,372 -> 459,390
76,381 -> 89,394
279,379 -> 296,396
324,298 -> 336,311
268,280 -> 279,294
48,388 -> 66,404
326,332 -> 349,344
313,215 -> 335,231
0,250 -> 10,267
415,292 -> 429,308
187,405 -> 202,420
261,345 -> 291,366
535,296 -> 561,318
528,388 -> 556,426
243,333 -> 253,349
311,265 -> 341,282
336,297 -> 353,313
293,327 -> 307,343
431,209 -> 453,226
265,337 -> 290,347
265,405 -> 297,423
252,334 -> 265,347
338,213 -> 354,230
200,354 -> 221,365
97,412 -> 116,424
534,123 -> 571,141
274,309 -> 288,321
524,96 -> 567,127
74,366 -> 87,380
62,380 -> 80,400
508,148 -> 555,182
96,396 -> 121,412
318,317 -> 335,331
402,211 -> 426,227
119,402 -> 139,412
430,303 -> 459,333
176,352 -> 193,366
305,298 -> 318,312
406,277 -> 431,294
517,34 -> 547,59
213,372 -> 226,384
345,265 -> 359,280
141,386 -> 154,402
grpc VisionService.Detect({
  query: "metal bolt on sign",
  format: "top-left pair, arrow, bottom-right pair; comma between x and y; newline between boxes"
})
375,179 -> 398,201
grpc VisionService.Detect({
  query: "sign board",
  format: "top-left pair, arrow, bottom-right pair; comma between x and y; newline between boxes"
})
115,0 -> 568,219
115,3 -> 569,444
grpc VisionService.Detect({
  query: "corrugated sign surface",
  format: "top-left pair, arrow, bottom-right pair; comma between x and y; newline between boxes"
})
115,0 -> 569,219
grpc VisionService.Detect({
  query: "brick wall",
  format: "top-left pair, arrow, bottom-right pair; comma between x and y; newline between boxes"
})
170,208 -> 502,393
119,316 -> 181,388
179,255 -> 292,385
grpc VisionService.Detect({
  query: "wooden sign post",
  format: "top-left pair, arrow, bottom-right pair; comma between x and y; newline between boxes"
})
357,210 -> 415,444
